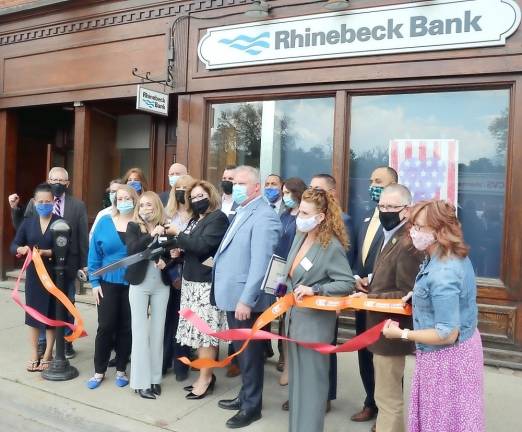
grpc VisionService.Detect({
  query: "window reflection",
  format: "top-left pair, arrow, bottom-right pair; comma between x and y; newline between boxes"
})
348,90 -> 509,279
208,98 -> 334,186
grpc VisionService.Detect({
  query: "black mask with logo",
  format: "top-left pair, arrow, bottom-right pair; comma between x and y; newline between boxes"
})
221,180 -> 233,195
379,210 -> 404,231
191,198 -> 210,216
175,190 -> 186,205
50,183 -> 67,197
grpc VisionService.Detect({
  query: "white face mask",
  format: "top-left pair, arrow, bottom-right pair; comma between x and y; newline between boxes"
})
296,215 -> 320,233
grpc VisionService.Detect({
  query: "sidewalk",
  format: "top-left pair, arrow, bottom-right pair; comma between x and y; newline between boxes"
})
0,287 -> 521,432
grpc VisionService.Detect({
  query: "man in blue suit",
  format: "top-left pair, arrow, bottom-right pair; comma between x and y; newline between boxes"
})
213,165 -> 282,429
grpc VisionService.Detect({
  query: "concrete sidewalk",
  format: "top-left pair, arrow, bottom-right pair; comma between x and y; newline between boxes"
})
0,287 -> 520,432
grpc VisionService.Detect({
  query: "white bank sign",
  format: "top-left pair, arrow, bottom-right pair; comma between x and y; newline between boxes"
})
198,0 -> 521,69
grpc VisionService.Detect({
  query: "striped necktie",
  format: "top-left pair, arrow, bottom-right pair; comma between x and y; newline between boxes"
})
53,197 -> 62,216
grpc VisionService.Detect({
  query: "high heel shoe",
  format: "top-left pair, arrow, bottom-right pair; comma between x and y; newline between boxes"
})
151,384 -> 161,396
183,384 -> 193,392
185,375 -> 216,400
135,388 -> 156,399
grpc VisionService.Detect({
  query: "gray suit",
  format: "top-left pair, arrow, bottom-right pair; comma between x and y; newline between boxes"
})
283,232 -> 355,432
212,196 -> 281,414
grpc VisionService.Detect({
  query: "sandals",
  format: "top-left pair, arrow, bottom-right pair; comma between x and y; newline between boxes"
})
27,359 -> 40,372
38,359 -> 52,371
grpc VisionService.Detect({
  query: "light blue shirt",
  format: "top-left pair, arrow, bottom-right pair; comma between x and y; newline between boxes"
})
381,220 -> 407,250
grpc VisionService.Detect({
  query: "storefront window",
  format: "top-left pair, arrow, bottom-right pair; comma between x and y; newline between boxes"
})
207,97 -> 334,185
116,114 -> 151,179
348,90 -> 509,279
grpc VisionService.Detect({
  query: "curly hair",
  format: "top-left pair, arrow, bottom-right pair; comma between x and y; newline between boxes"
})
409,200 -> 469,258
300,188 -> 349,249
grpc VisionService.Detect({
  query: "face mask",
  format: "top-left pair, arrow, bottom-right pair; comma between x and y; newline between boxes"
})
369,185 -> 384,202
283,195 -> 297,209
221,180 -> 233,195
379,210 -> 403,231
50,183 -> 66,197
169,175 -> 179,187
296,215 -> 320,233
117,201 -> 134,215
410,228 -> 436,251
36,203 -> 54,217
139,211 -> 153,222
191,198 -> 210,216
264,187 -> 281,204
109,192 -> 116,204
232,184 -> 248,205
175,190 -> 186,205
128,181 -> 142,193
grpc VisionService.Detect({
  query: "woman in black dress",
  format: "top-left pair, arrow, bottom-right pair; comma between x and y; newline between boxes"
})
11,183 -> 60,372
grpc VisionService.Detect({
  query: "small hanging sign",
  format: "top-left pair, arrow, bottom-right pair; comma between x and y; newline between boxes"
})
136,86 -> 169,116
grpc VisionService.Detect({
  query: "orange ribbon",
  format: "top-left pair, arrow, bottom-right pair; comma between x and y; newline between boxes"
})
31,248 -> 87,341
179,292 -> 410,369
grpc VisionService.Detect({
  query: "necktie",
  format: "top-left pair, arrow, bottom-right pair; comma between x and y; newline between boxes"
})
361,207 -> 380,265
53,197 -> 61,216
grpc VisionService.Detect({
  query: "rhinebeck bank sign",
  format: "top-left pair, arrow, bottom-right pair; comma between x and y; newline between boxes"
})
198,0 -> 521,69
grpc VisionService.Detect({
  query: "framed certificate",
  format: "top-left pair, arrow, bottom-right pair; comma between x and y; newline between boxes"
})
261,254 -> 287,295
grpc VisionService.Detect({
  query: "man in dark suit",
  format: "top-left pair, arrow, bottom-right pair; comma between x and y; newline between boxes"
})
353,184 -> 423,432
8,167 -> 88,359
350,166 -> 397,423
308,173 -> 354,411
264,174 -> 287,216
159,162 -> 188,206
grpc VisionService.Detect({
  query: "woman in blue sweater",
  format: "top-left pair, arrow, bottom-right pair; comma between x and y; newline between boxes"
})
87,185 -> 138,389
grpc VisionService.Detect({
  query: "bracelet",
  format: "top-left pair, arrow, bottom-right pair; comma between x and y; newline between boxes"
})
401,329 -> 410,340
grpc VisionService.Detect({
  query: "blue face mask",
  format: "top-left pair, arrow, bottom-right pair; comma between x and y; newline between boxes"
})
264,187 -> 281,204
128,181 -> 142,193
369,185 -> 384,202
109,192 -> 116,205
169,175 -> 179,187
232,184 -> 248,205
36,203 -> 54,217
283,194 -> 297,209
117,201 -> 134,215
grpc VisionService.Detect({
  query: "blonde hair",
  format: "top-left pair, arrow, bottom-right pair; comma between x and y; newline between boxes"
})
185,180 -> 221,215
301,188 -> 349,249
112,185 -> 139,217
134,191 -> 166,232
165,174 -> 195,218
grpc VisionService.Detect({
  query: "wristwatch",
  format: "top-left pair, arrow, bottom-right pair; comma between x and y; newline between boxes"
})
312,284 -> 321,296
401,329 -> 410,341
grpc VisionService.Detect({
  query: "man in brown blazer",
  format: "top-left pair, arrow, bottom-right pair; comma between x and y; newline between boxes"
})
353,184 -> 423,432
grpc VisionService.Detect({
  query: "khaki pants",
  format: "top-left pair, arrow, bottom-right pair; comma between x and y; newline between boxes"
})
373,354 -> 406,432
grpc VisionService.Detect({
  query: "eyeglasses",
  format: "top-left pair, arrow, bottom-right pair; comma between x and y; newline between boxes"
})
377,204 -> 407,212
189,193 -> 208,202
411,223 -> 432,232
48,178 -> 68,184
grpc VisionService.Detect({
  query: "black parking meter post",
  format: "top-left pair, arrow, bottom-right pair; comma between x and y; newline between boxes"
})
42,219 -> 79,381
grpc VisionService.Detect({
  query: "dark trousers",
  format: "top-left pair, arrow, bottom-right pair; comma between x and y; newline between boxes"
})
227,311 -> 264,414
162,287 -> 190,375
328,320 -> 338,401
355,311 -> 377,409
94,281 -> 132,374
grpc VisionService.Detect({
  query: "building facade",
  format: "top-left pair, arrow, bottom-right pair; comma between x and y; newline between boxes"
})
1,0 -> 522,367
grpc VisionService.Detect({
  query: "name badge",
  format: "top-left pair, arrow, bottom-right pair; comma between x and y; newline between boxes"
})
364,217 -> 371,222
300,257 -> 313,271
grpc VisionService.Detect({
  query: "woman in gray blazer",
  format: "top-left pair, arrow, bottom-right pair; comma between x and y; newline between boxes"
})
283,188 -> 355,432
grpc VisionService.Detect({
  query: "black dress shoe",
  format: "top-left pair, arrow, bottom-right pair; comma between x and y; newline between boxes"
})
135,389 -> 156,399
65,342 -> 76,359
151,384 -> 161,396
183,384 -> 193,392
186,375 -> 216,400
176,369 -> 189,382
226,410 -> 261,429
218,396 -> 241,411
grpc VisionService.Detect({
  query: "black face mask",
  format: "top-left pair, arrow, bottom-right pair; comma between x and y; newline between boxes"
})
191,198 -> 210,216
379,210 -> 403,231
175,190 -> 186,205
50,183 -> 66,197
221,180 -> 233,195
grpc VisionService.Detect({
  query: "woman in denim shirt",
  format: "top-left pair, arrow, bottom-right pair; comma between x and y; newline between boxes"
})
382,200 -> 484,432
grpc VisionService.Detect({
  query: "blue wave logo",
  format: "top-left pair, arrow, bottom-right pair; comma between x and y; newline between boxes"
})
143,100 -> 156,109
219,32 -> 270,56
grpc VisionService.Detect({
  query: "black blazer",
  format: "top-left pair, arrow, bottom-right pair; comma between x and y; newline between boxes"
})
174,209 -> 229,283
353,207 -> 384,278
124,221 -> 170,286
12,194 -> 89,280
